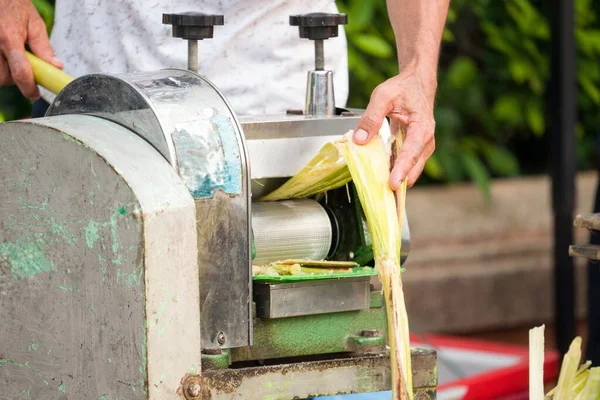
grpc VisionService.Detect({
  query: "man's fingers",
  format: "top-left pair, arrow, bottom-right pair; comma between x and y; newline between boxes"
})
5,49 -> 39,99
406,141 -> 435,188
0,56 -> 13,86
353,83 -> 395,145
27,15 -> 62,68
389,119 -> 434,190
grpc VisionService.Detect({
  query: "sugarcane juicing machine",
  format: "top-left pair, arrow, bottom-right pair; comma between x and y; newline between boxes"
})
0,11 -> 437,399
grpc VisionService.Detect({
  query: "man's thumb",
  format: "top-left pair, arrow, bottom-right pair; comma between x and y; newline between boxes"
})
352,88 -> 390,145
353,111 -> 383,145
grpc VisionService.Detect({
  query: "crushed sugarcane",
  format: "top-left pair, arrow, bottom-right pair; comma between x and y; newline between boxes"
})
252,263 -> 352,277
259,142 -> 351,201
336,129 -> 412,400
275,259 -> 358,268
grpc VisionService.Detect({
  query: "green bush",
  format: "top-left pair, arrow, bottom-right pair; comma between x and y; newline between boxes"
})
338,0 -> 600,198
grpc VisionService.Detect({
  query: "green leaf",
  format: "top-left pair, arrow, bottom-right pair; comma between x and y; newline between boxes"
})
423,154 -> 444,180
436,150 -> 464,183
31,0 -> 55,32
447,57 -> 478,88
460,151 -> 491,201
0,112 -> 5,123
526,101 -> 545,136
483,145 -> 520,176
579,74 -> 600,105
353,34 -> 394,58
443,28 -> 455,42
492,95 -> 523,125
345,0 -> 375,32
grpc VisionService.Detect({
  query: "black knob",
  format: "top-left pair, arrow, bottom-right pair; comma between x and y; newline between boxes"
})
289,13 -> 348,40
162,12 -> 224,40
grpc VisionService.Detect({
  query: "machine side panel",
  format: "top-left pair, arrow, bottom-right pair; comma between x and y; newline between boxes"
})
0,116 -> 201,399
0,119 -> 147,399
196,193 -> 250,349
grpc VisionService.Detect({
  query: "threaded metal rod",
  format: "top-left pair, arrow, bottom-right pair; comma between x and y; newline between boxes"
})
188,40 -> 199,72
314,40 -> 324,70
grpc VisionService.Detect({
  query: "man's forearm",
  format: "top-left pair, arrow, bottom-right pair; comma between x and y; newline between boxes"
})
386,0 -> 450,95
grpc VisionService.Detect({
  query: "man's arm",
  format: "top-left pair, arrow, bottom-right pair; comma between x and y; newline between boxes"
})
352,0 -> 450,190
0,0 -> 62,99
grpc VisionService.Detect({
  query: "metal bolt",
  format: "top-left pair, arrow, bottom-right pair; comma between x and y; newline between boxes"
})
186,382 -> 201,398
314,39 -> 324,70
360,329 -> 380,338
217,331 -> 226,345
188,40 -> 199,72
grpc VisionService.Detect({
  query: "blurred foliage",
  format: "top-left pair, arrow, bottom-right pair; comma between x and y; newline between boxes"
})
338,0 -> 600,198
2,0 -> 600,197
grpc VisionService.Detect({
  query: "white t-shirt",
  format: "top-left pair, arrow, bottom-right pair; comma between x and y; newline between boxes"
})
41,0 -> 349,115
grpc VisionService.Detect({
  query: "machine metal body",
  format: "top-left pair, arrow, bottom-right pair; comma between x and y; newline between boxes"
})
0,11 -> 432,400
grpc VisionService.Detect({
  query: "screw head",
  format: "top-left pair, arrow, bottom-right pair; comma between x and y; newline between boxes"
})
187,382 -> 201,397
360,329 -> 380,338
217,331 -> 226,345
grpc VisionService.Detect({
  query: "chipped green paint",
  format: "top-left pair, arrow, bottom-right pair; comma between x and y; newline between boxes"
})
58,384 -> 66,393
28,343 -> 38,351
85,221 -> 100,249
98,395 -> 109,400
116,268 -> 141,288
17,196 -> 48,210
139,320 -> 148,395
117,206 -> 127,216
0,237 -> 53,280
108,358 -> 112,364
85,212 -> 123,265
17,386 -> 31,397
1,358 -> 51,387
48,217 -> 78,245
58,284 -> 73,291
231,303 -> 387,363
61,133 -> 79,143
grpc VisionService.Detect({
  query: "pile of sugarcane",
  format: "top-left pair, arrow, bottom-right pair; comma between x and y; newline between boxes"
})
529,325 -> 600,400
261,128 -> 413,399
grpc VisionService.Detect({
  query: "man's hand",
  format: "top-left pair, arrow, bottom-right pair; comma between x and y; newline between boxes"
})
0,0 -> 62,99
353,0 -> 449,190
353,68 -> 436,190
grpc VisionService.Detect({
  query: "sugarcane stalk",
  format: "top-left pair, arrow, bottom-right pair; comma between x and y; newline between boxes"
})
388,127 -> 412,400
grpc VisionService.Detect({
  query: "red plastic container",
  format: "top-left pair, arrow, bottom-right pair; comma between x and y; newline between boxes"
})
411,334 -> 559,400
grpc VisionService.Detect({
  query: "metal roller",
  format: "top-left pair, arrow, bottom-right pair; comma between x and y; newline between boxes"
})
252,199 -> 333,265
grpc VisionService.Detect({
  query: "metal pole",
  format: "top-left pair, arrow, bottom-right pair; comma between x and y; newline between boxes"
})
188,40 -> 199,73
314,39 -> 324,71
549,0 -> 577,356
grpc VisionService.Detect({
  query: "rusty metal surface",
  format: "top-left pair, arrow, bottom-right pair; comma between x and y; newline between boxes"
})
194,351 -> 436,400
574,213 -> 600,232
569,244 -> 600,260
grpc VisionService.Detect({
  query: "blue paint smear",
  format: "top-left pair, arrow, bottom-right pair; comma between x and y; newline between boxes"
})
173,112 -> 242,199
